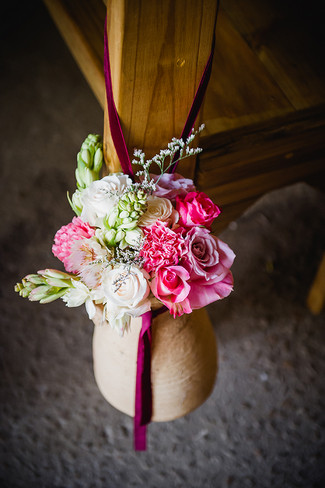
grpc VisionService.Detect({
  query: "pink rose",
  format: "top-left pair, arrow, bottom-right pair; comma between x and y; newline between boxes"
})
139,221 -> 186,273
185,235 -> 235,309
149,173 -> 196,201
183,227 -> 235,281
187,270 -> 234,309
176,192 -> 221,229
52,217 -> 95,272
150,266 -> 192,317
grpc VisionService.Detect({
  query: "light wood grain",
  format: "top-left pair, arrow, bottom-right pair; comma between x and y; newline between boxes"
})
222,0 -> 325,109
104,0 -> 218,176
201,7 -> 293,136
43,0 -> 106,108
199,106 -> 325,232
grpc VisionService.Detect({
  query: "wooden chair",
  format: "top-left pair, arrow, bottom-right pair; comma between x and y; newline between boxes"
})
43,0 -> 325,312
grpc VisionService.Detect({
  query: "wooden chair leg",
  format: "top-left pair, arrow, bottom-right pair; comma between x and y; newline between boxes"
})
307,252 -> 325,315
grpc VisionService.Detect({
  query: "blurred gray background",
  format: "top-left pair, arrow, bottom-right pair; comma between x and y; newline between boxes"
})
1,2 -> 324,487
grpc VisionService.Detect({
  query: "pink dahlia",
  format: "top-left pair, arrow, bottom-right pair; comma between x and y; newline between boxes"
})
52,217 -> 95,272
139,220 -> 186,274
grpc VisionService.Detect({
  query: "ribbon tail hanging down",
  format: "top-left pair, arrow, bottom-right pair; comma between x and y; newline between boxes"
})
134,310 -> 153,451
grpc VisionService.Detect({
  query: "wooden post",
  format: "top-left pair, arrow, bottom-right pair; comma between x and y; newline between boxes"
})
307,253 -> 325,315
104,0 -> 218,178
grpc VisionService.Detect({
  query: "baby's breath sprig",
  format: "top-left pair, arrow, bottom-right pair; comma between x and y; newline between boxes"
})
111,243 -> 145,267
110,246 -> 145,292
132,124 -> 205,186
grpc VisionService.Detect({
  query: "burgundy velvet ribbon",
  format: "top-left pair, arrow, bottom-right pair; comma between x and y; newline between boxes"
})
134,310 -> 152,450
134,305 -> 168,450
103,5 -> 218,450
169,1 -> 218,174
169,27 -> 216,174
103,19 -> 134,179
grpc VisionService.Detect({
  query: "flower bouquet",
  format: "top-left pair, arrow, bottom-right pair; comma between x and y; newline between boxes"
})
15,128 -> 235,449
15,128 -> 234,332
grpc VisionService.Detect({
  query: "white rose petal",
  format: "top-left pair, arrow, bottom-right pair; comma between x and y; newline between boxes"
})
81,173 -> 132,226
102,266 -> 150,322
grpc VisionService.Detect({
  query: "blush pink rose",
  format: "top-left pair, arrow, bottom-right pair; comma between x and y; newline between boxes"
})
149,173 -> 196,201
183,227 -> 235,281
176,191 -> 221,229
187,270 -> 234,309
150,265 -> 192,317
185,234 -> 235,309
139,221 -> 186,273
52,217 -> 95,272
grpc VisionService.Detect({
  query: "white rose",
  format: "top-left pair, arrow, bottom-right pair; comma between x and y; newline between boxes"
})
81,173 -> 132,226
102,266 -> 151,320
138,195 -> 176,227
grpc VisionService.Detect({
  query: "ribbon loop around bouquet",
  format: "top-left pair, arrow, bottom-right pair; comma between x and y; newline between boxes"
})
103,4 -> 219,450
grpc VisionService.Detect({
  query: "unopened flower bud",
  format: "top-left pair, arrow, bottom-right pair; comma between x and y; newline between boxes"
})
115,229 -> 125,242
93,148 -> 103,172
119,210 -> 129,219
83,167 -> 95,187
121,194 -> 130,203
123,217 -> 132,224
81,149 -> 91,166
29,285 -> 52,302
106,207 -> 119,228
120,201 -> 129,212
125,228 -> 143,247
75,167 -> 84,189
25,274 -> 45,285
120,220 -> 137,230
105,229 -> 116,244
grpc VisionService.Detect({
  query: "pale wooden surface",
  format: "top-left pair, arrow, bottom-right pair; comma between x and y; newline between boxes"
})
104,0 -> 218,177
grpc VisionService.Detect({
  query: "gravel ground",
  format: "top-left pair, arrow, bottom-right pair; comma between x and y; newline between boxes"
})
1,2 -> 325,487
